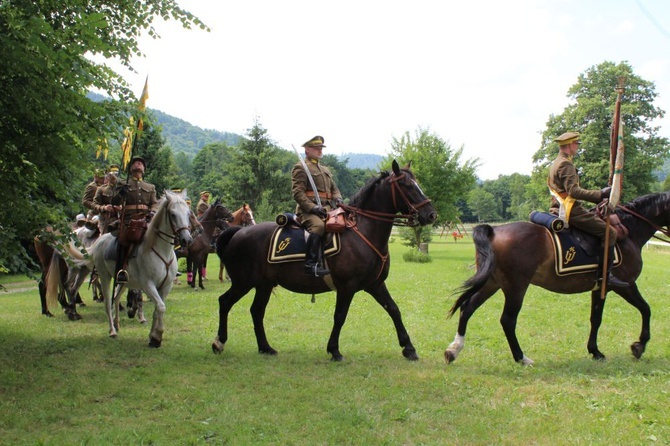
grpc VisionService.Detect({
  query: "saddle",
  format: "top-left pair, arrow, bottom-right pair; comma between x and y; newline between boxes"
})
529,211 -> 625,276
268,213 -> 341,263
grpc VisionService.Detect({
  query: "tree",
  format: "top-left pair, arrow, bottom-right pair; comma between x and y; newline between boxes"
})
530,61 -> 670,202
0,1 -> 206,273
384,127 -> 479,226
467,187 -> 500,222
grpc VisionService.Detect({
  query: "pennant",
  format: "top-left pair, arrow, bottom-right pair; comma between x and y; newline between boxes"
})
609,121 -> 624,208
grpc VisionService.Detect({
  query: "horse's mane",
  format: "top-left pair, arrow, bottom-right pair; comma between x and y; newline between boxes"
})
350,170 -> 391,207
617,191 -> 670,226
143,195 -> 168,249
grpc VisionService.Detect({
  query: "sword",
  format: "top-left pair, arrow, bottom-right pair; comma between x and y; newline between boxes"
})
292,144 -> 322,208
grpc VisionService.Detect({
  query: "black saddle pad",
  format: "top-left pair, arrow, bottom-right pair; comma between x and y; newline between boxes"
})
268,226 -> 341,263
549,230 -> 621,276
103,236 -> 138,262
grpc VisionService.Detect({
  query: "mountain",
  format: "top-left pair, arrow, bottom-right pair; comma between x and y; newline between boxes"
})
337,153 -> 384,170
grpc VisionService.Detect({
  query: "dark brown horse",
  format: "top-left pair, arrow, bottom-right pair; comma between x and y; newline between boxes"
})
212,160 -> 436,361
186,198 -> 233,289
218,203 -> 256,282
446,192 -> 670,366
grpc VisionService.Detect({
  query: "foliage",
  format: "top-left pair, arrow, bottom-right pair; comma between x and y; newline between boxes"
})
398,226 -> 433,248
384,127 -> 479,227
467,187 -> 500,222
402,248 -> 432,263
530,61 -> 670,202
0,0 -> 206,273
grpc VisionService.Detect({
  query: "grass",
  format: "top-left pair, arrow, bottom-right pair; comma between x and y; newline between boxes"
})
2,235 -> 670,444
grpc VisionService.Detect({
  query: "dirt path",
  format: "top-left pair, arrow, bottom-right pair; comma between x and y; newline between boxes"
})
0,280 -> 38,294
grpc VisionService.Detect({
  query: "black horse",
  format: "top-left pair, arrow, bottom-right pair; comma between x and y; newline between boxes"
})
446,192 -> 670,365
213,160 -> 437,361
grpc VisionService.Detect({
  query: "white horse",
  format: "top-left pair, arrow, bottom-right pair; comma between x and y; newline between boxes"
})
67,190 -> 193,347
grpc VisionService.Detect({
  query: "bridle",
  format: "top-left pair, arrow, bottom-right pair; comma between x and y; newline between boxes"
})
150,198 -> 191,290
618,204 -> 670,241
341,171 -> 432,227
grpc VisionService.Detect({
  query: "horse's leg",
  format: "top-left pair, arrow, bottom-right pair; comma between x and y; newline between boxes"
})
109,283 -> 125,336
143,283 -> 166,348
38,275 -> 54,317
212,282 -> 254,354
613,283 -> 651,359
249,284 -> 276,355
327,290 -> 356,362
587,290 -> 607,360
218,260 -> 225,282
198,255 -> 206,290
135,291 -> 147,324
499,287 -> 533,365
445,281 -> 501,364
364,281 -> 418,361
187,257 -> 195,288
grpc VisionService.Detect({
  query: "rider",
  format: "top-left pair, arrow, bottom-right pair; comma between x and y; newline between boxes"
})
291,135 -> 343,277
82,167 -> 106,220
115,156 -> 158,283
93,164 -> 122,234
547,131 -> 628,289
196,190 -> 210,218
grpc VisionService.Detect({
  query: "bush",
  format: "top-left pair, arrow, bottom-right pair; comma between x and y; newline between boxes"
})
402,249 -> 432,263
398,226 -> 432,248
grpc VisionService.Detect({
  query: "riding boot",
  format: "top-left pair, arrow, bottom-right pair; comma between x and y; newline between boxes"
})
597,245 -> 629,288
116,243 -> 129,284
305,233 -> 330,277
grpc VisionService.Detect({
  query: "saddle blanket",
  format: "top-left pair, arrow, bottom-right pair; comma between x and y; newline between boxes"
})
548,230 -> 621,276
267,225 -> 341,264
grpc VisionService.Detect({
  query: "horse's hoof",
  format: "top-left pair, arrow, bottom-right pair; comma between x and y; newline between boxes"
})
109,333 -> 118,338
127,309 -> 136,319
330,354 -> 344,362
44,312 -> 54,318
631,342 -> 645,359
78,302 -> 86,307
212,339 -> 224,354
518,356 -> 535,366
67,312 -> 78,321
403,348 -> 419,361
259,348 -> 278,356
148,337 -> 162,348
444,350 -> 457,364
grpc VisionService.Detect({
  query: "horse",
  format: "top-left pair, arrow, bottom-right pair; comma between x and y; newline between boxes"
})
64,190 -> 193,347
218,203 -> 256,282
445,191 -> 670,366
35,221 -> 100,318
185,198 -> 233,289
212,160 -> 437,361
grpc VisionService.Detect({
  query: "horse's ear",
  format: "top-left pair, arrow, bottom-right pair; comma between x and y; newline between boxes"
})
405,161 -> 412,169
392,160 -> 400,175
181,188 -> 188,200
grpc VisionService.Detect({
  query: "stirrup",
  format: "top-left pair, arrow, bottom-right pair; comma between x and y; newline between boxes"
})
304,264 -> 330,277
116,269 -> 129,284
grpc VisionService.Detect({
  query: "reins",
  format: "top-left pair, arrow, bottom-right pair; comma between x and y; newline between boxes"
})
150,199 -> 190,289
338,171 -> 432,280
618,204 -> 670,243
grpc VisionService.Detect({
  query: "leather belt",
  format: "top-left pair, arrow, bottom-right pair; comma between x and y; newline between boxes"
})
305,191 -> 332,200
125,204 -> 149,211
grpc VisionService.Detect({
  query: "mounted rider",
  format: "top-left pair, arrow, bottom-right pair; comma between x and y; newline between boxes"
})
196,190 -> 211,218
82,167 -> 106,220
93,164 -> 122,234
291,135 -> 343,277
115,156 -> 157,283
548,131 -> 628,289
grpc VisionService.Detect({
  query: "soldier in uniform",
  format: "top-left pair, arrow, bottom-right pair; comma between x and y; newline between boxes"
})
291,135 -> 343,277
82,168 -> 106,219
115,156 -> 158,283
196,190 -> 210,218
93,164 -> 122,234
548,131 -> 628,288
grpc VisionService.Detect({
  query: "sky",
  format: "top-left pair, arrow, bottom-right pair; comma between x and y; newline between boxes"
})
114,0 -> 670,180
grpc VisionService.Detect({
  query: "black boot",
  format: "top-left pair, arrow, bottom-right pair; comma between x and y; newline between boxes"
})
304,233 -> 330,277
598,245 -> 629,289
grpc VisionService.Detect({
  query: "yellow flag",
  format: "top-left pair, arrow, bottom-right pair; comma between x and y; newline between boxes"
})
139,76 -> 149,111
609,121 -> 625,208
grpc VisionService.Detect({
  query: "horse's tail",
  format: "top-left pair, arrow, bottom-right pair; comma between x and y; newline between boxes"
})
45,254 -> 62,310
216,226 -> 243,263
448,224 -> 496,318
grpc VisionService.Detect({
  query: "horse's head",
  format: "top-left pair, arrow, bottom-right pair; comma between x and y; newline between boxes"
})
233,204 -> 256,227
214,199 -> 234,224
163,189 -> 193,248
389,160 -> 437,226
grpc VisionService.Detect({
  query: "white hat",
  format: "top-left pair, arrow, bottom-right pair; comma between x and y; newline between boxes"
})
76,213 -> 86,221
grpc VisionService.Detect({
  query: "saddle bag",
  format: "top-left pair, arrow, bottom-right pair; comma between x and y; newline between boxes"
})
119,215 -> 148,246
529,211 -> 565,232
325,207 -> 346,233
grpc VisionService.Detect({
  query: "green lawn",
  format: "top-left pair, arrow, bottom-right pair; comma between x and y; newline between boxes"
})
1,236 -> 670,445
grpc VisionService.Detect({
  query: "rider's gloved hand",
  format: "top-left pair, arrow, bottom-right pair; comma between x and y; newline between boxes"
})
600,186 -> 612,200
309,206 -> 327,219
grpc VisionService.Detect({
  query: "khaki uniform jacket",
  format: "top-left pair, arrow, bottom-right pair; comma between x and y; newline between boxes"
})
196,199 -> 210,218
548,151 -> 610,244
291,158 -> 342,235
118,177 -> 157,223
93,183 -> 123,233
82,180 -> 102,216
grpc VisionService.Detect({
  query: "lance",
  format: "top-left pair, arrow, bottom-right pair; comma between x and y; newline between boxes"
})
601,78 -> 625,299
291,144 -> 322,208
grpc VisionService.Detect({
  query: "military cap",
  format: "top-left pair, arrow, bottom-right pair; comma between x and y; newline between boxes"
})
107,164 -> 120,175
130,156 -> 146,169
554,132 -> 581,145
302,135 -> 326,148
200,190 -> 210,196
171,188 -> 182,194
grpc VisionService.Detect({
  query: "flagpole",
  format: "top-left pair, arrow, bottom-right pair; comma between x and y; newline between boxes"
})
601,79 -> 625,299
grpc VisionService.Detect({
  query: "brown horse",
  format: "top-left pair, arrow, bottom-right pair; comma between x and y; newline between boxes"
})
185,198 -> 233,289
218,203 -> 256,282
445,192 -> 670,366
212,160 -> 436,361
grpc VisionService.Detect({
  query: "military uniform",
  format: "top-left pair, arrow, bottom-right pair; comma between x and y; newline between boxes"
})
291,135 -> 343,276
118,175 -> 157,223
196,191 -> 210,218
548,131 -> 627,288
93,165 -> 122,233
82,169 -> 105,218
